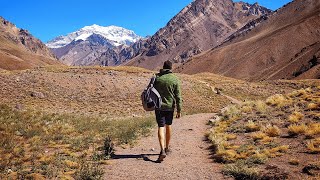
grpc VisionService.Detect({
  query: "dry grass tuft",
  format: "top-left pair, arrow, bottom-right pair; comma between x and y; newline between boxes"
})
263,125 -> 281,137
305,123 -> 320,139
288,111 -> 304,123
214,149 -> 238,163
260,136 -> 273,144
266,94 -> 292,108
307,138 -> 320,154
251,132 -> 268,141
288,124 -> 307,137
245,120 -> 260,132
255,100 -> 268,113
288,89 -> 307,98
222,160 -> 260,180
272,145 -> 289,153
241,105 -> 253,113
307,103 -> 320,110
225,134 -> 237,141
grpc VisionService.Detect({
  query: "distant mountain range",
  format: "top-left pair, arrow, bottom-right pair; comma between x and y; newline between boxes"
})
46,25 -> 142,66
0,16 -> 59,70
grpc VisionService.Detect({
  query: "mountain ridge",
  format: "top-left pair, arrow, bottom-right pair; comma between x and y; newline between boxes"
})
0,16 -> 60,70
124,0 -> 272,70
176,0 -> 320,81
46,24 -> 142,48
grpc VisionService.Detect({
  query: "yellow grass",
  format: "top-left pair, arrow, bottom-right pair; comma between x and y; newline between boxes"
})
307,103 -> 320,110
266,94 -> 292,108
215,149 -> 238,163
307,138 -> 320,154
263,125 -> 281,137
288,159 -> 300,166
255,100 -> 268,113
275,145 -> 289,153
225,134 -> 237,141
288,89 -> 307,97
251,132 -> 267,141
245,120 -> 260,132
305,123 -> 320,139
241,105 -> 253,113
64,160 -> 79,169
260,136 -> 273,144
288,124 -> 307,136
288,111 -> 304,123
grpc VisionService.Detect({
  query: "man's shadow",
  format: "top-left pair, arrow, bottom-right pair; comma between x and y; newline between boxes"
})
111,153 -> 161,163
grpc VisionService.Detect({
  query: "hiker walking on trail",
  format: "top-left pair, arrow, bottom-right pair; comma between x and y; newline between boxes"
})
154,60 -> 182,162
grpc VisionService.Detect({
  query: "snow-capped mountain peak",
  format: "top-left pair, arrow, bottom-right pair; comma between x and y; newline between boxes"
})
46,24 -> 141,48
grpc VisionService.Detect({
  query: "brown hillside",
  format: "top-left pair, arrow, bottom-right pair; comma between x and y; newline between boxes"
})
0,17 -> 60,70
124,0 -> 271,70
177,0 -> 320,81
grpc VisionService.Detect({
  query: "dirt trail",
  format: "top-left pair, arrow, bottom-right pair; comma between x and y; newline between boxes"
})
104,113 -> 228,180
199,80 -> 242,105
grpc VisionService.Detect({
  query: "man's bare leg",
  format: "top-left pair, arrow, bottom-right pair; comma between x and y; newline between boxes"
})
165,125 -> 171,150
157,127 -> 166,161
158,127 -> 165,151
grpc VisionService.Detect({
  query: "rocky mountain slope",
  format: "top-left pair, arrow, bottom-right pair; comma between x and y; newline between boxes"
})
177,0 -> 320,81
47,25 -> 142,66
124,0 -> 271,70
0,17 -> 59,70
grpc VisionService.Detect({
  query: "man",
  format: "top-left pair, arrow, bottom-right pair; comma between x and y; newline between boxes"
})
154,60 -> 182,162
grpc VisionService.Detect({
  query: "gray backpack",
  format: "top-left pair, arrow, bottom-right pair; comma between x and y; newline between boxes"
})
141,76 -> 162,111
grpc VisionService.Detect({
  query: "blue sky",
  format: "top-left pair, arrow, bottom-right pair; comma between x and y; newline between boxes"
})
1,0 -> 292,43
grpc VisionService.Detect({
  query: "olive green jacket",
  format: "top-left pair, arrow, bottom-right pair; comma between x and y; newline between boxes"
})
154,69 -> 182,112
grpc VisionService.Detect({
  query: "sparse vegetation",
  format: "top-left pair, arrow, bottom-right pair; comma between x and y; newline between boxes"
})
307,138 -> 320,154
288,124 -> 307,137
288,111 -> 304,123
208,85 -> 320,179
263,124 -> 281,137
0,104 -> 155,179
266,94 -> 292,108
222,160 -> 260,180
245,120 -> 260,132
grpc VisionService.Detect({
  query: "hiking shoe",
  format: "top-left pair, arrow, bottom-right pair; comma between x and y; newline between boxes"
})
157,150 -> 166,162
165,147 -> 172,155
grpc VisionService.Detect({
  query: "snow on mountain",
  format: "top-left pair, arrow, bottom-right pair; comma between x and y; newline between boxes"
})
46,24 -> 142,48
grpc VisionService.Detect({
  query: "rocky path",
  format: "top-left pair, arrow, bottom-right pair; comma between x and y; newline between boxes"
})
199,80 -> 242,105
104,113 -> 228,180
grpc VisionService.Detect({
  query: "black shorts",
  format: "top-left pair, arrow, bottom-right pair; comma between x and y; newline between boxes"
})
155,110 -> 174,127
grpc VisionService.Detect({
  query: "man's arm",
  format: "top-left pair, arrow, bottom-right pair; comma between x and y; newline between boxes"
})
174,79 -> 182,118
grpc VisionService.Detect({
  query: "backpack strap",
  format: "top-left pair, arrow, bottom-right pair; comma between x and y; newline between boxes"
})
148,76 -> 156,88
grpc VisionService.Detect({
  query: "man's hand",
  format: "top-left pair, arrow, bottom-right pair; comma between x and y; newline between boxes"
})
176,112 -> 181,119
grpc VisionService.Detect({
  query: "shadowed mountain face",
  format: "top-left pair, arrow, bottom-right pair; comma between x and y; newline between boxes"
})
0,17 -> 59,70
177,0 -> 320,81
124,0 -> 272,70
